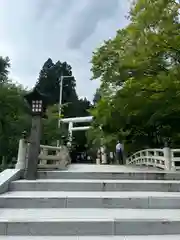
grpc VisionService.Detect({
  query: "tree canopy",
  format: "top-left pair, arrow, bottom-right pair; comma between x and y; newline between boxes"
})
0,56 -> 91,164
90,0 -> 180,154
0,57 -> 30,163
36,58 -> 91,151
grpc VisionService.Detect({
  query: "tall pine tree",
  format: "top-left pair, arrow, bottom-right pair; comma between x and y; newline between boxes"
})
36,58 -> 92,152
36,58 -> 78,117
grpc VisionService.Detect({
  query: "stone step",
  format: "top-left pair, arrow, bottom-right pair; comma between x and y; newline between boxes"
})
1,208 -> 180,235
37,170 -> 180,180
1,191 -> 180,209
0,236 -> 180,240
9,179 -> 180,192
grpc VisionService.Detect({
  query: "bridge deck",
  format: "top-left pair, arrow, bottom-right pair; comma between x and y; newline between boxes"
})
60,164 -> 165,173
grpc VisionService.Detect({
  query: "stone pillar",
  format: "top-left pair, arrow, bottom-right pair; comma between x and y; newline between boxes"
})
16,132 -> 28,170
163,147 -> 172,171
100,138 -> 107,164
39,147 -> 48,166
96,149 -> 101,164
101,145 -> 107,164
56,145 -> 71,168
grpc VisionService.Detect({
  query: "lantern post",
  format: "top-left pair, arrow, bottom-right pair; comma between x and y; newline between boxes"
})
24,88 -> 48,180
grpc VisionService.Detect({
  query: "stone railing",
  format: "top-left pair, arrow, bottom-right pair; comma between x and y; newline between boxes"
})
38,144 -> 71,169
126,147 -> 180,171
15,137 -> 71,170
171,149 -> 180,171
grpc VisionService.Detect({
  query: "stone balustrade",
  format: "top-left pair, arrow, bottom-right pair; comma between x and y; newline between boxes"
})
38,144 -> 71,169
15,136 -> 180,172
126,147 -> 180,171
15,138 -> 71,170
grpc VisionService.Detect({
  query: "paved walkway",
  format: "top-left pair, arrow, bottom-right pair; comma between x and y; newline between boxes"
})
64,164 -> 165,173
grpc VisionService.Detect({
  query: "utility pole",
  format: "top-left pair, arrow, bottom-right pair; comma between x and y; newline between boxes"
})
57,75 -> 74,147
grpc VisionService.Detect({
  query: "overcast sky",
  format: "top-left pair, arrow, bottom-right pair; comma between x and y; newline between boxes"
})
0,0 -> 130,100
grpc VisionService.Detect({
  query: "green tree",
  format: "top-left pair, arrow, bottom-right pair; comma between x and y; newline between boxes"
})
36,58 -> 92,150
0,81 -> 31,162
36,58 -> 78,116
90,0 -> 180,154
42,104 -> 68,145
0,56 -> 10,83
93,88 -> 102,105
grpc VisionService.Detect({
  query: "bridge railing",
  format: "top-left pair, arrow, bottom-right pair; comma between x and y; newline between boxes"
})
171,149 -> 180,171
38,144 -> 71,169
126,149 -> 166,169
15,137 -> 71,170
126,147 -> 180,171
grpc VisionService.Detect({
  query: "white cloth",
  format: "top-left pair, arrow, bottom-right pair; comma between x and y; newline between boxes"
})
116,143 -> 123,152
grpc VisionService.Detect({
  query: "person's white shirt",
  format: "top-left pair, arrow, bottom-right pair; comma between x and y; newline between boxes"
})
116,142 -> 123,152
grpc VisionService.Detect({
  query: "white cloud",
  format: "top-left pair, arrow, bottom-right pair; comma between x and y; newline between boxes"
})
0,0 -> 130,100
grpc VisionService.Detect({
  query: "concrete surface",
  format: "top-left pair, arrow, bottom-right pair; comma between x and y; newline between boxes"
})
2,165 -> 180,236
55,164 -> 161,172
1,208 -> 180,221
1,208 -> 180,235
2,191 -> 180,209
37,164 -> 180,180
9,179 -> 180,192
0,236 -> 180,239
0,169 -> 22,194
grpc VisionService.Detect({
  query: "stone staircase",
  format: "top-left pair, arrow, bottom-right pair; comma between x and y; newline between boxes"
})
1,164 -> 180,238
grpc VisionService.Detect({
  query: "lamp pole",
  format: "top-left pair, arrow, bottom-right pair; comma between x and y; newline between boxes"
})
58,75 -> 63,129
57,75 -> 74,147
24,88 -> 48,180
25,115 -> 42,179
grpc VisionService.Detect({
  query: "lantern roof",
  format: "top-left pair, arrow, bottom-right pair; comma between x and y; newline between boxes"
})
24,87 -> 49,106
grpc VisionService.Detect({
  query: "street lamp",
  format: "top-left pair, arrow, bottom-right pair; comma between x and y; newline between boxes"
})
57,75 -> 74,146
24,87 -> 49,180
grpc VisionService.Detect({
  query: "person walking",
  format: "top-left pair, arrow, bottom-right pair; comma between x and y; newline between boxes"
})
116,141 -> 124,164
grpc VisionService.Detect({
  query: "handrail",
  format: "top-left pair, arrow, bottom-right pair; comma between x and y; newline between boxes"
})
126,148 -> 168,170
16,138 -> 71,170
